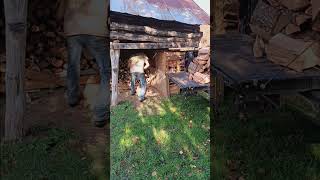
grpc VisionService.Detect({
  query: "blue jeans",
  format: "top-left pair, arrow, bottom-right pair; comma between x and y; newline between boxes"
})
130,72 -> 146,100
67,35 -> 110,122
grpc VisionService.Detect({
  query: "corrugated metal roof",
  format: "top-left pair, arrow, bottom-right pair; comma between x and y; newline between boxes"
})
111,0 -> 210,25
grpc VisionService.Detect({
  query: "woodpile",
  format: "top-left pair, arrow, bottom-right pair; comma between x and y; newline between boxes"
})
250,0 -> 320,72
223,0 -> 240,31
166,52 -> 185,73
0,0 -> 100,92
188,47 -> 210,84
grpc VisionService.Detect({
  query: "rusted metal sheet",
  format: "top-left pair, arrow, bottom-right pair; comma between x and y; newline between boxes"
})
111,0 -> 209,25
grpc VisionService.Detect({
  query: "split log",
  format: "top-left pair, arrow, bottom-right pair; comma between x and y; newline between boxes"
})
192,72 -> 210,84
295,14 -> 311,26
253,35 -> 265,57
280,0 -> 310,11
312,0 -> 320,31
305,6 -> 313,16
266,0 -> 281,7
250,0 -> 281,40
198,47 -> 210,55
273,9 -> 292,34
285,23 -> 301,34
265,33 -> 320,72
49,58 -> 64,68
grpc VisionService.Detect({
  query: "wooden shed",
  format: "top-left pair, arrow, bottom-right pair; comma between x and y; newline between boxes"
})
109,0 -> 210,105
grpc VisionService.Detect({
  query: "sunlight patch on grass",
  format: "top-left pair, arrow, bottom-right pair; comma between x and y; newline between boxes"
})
170,106 -> 177,113
119,125 -> 135,150
153,128 -> 170,146
311,144 -> 320,160
120,137 -> 133,149
125,126 -> 132,134
111,95 -> 210,179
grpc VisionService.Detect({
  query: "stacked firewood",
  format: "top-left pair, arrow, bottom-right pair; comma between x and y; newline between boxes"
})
166,52 -> 185,73
250,0 -> 320,72
188,47 -> 210,84
25,0 -> 99,77
0,0 -> 100,92
223,0 -> 240,31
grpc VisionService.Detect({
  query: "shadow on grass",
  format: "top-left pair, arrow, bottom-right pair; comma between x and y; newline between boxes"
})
213,96 -> 320,180
111,95 -> 210,179
0,128 -> 95,180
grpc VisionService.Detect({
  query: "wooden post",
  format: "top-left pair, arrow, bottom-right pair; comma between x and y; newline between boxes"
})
4,0 -> 28,141
110,46 -> 120,106
212,70 -> 224,112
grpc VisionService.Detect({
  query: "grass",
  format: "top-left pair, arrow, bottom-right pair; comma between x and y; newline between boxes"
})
213,95 -> 320,180
0,128 -> 96,180
110,95 -> 210,179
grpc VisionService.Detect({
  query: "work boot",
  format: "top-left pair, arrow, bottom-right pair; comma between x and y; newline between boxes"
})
92,106 -> 109,128
139,97 -> 146,102
68,95 -> 80,107
94,121 -> 106,128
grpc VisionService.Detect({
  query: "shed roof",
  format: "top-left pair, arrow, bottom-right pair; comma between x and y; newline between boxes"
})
111,0 -> 210,25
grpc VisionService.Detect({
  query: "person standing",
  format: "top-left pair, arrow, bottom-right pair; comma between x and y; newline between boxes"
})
128,53 -> 150,102
57,0 -> 109,127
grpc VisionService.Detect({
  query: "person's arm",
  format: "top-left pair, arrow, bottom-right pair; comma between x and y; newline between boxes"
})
144,58 -> 150,70
128,58 -> 132,69
56,0 -> 66,21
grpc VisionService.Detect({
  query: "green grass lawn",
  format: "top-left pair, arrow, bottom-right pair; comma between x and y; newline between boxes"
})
0,128 -> 96,180
213,96 -> 320,180
111,95 -> 210,179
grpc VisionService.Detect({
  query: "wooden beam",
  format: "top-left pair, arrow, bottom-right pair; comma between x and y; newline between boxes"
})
110,11 -> 201,33
110,31 -> 200,43
168,47 -> 199,51
111,42 -> 199,50
4,0 -> 28,141
110,48 -> 120,106
110,22 -> 203,38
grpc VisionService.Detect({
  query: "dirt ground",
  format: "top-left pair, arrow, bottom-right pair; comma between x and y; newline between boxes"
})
1,86 -> 108,179
0,81 -> 165,178
118,81 -> 166,112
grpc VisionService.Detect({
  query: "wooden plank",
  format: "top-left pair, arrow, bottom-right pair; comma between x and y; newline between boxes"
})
168,47 -> 198,51
111,42 -> 199,50
212,71 -> 224,111
4,0 -> 28,141
110,48 -> 120,106
110,22 -> 203,38
110,31 -> 199,43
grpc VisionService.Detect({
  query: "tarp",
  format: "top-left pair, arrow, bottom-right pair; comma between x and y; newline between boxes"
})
111,0 -> 210,25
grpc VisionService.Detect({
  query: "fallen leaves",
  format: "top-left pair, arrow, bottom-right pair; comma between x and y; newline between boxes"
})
131,136 -> 140,145
152,171 -> 157,177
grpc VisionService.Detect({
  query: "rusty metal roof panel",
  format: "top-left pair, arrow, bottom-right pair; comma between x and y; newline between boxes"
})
111,0 -> 209,25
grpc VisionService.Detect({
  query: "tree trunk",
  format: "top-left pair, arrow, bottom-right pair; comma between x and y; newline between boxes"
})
4,0 -> 28,141
110,48 -> 120,106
